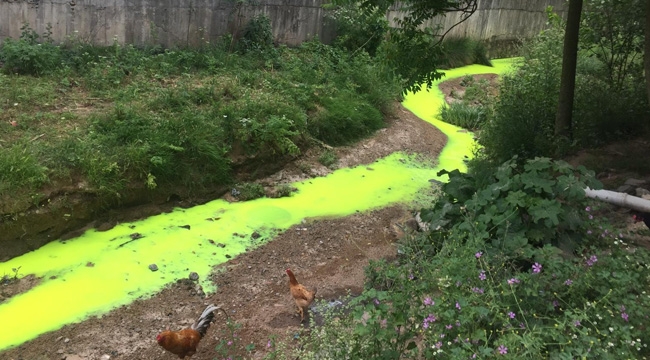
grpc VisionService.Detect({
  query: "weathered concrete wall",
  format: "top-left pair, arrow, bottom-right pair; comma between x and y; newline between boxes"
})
0,0 -> 566,47
0,0 -> 334,47
388,0 -> 568,42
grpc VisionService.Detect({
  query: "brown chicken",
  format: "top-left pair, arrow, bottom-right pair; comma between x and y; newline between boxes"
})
286,269 -> 317,322
156,304 -> 220,359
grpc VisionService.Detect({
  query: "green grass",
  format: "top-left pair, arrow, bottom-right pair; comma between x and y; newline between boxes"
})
0,37 -> 402,206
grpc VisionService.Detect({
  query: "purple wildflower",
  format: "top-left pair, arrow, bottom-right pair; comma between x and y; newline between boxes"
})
479,271 -> 486,281
227,341 -> 233,346
519,323 -> 525,329
475,251 -> 483,259
422,313 -> 437,329
585,206 -> 591,212
408,273 -> 414,280
424,297 -> 434,306
508,311 -> 516,319
456,302 -> 461,310
552,300 -> 559,308
435,341 -> 442,349
471,287 -> 484,294
573,320 -> 581,327
507,278 -> 520,285
498,345 -> 508,355
374,298 -> 380,305
267,340 -> 272,348
586,255 -> 598,267
564,279 -> 573,286
589,214 -> 594,220
622,312 -> 629,322
532,262 -> 542,274
446,324 -> 453,330
456,320 -> 461,327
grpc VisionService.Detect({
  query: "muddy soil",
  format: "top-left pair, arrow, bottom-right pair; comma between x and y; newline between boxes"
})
0,100 -> 449,360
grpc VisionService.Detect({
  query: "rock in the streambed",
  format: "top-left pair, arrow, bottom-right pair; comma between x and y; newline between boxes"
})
148,264 -> 159,272
189,272 -> 199,281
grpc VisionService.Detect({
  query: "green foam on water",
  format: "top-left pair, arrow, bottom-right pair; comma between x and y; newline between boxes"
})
0,59 -> 518,351
402,58 -> 519,174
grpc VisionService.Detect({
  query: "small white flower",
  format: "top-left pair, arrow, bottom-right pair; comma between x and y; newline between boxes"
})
608,342 -> 614,348
13,103 -> 18,106
609,327 -> 614,332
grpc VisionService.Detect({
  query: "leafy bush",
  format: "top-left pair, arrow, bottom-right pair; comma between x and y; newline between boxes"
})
87,104 -> 231,192
420,157 -> 603,255
318,149 -> 338,168
239,14 -> 274,53
0,24 -> 62,76
480,7 -> 649,163
439,102 -> 488,130
273,184 -> 293,198
309,91 -> 384,145
286,158 -> 650,359
324,2 -> 388,56
233,182 -> 265,201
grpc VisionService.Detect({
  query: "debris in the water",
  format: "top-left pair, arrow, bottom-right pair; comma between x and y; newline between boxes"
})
179,224 -> 191,230
251,231 -> 261,240
216,243 -> 226,248
225,254 -> 232,258
117,233 -> 144,248
148,264 -> 159,272
189,272 -> 199,281
86,262 -> 94,267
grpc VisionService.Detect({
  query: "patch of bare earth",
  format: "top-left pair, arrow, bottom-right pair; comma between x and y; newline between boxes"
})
1,102 -> 447,360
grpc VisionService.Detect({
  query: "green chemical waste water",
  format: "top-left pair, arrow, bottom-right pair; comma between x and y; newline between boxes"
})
0,58 -> 517,351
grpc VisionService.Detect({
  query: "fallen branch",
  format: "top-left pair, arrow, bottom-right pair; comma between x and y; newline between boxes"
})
584,187 -> 650,213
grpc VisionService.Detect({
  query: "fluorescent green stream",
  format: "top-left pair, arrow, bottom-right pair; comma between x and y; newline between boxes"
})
0,58 -> 517,351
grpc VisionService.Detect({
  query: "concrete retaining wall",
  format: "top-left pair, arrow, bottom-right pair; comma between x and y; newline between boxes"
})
0,0 -> 566,47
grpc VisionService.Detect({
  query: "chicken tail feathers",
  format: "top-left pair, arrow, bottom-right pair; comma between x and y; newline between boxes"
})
192,304 -> 219,337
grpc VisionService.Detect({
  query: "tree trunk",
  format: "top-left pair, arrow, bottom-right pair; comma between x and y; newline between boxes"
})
554,0 -> 583,139
645,0 -> 650,108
